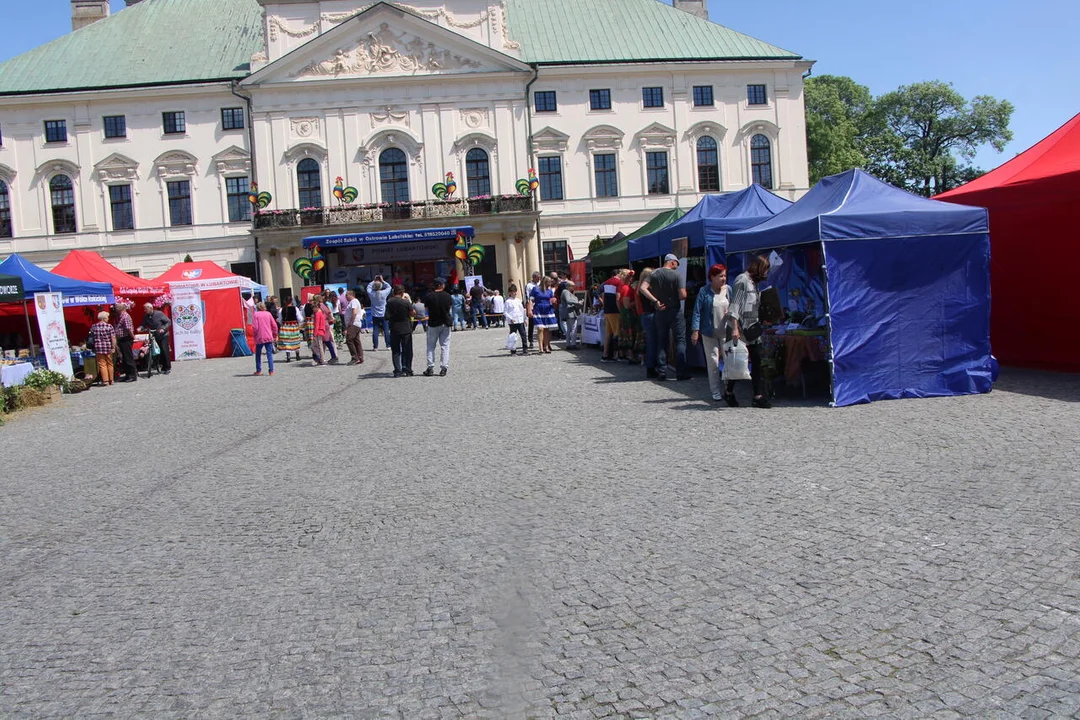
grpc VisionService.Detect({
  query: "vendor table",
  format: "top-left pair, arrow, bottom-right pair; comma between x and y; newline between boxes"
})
761,331 -> 829,387
1,362 -> 34,388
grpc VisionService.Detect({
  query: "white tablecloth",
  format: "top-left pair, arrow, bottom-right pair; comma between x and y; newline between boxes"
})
1,362 -> 34,388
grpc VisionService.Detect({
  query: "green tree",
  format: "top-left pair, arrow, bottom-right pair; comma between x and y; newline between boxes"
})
864,80 -> 1013,196
804,75 -> 873,183
182,254 -> 194,263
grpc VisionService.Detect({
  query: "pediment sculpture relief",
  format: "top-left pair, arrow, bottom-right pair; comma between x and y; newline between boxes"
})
296,23 -> 483,78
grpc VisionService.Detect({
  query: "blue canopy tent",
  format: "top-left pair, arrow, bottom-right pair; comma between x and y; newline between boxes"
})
726,169 -> 992,407
0,253 -> 115,306
627,185 -> 792,264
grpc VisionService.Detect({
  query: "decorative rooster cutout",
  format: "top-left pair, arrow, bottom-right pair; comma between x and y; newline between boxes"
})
432,172 -> 457,200
453,232 -> 468,261
467,244 -> 485,265
528,168 -> 539,194
248,182 -> 272,209
332,176 -> 358,204
310,243 -> 326,272
292,257 -> 313,280
516,169 -> 539,197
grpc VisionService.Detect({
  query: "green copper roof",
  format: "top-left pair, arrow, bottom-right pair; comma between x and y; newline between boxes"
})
0,0 -> 263,95
589,208 -> 687,266
504,0 -> 801,64
0,0 -> 800,96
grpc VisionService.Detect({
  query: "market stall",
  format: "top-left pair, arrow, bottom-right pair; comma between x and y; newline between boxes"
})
726,169 -> 993,407
588,209 -> 687,270
935,111 -> 1080,372
53,249 -> 169,338
155,261 -> 253,359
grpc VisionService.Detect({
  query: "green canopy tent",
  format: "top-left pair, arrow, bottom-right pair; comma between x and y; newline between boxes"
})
588,208 -> 687,268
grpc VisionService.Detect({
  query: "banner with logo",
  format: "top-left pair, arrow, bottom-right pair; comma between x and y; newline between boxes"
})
34,292 -> 75,379
170,285 -> 206,361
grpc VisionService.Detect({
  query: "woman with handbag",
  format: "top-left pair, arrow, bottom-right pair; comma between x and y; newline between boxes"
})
690,264 -> 731,403
727,255 -> 771,408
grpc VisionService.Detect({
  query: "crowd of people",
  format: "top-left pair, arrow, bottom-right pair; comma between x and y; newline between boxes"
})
87,300 -> 172,386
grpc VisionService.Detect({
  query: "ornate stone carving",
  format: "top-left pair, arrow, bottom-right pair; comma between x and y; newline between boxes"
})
290,117 -> 321,139
267,14 -> 321,42
211,146 -> 252,176
583,125 -> 624,152
460,108 -> 490,129
93,153 -> 139,182
371,106 -> 410,128
635,122 -> 677,149
495,1 -> 521,51
154,151 -> 198,180
323,4 -> 490,30
282,142 -> 328,166
531,127 -> 570,154
295,24 -> 483,78
360,130 -> 424,171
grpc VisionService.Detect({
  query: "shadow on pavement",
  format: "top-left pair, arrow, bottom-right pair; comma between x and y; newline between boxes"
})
993,367 -> 1080,402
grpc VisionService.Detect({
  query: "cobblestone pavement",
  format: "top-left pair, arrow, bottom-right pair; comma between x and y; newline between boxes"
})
1,329 -> 1077,718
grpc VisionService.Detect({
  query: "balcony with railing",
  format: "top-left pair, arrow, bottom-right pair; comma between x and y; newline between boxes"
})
253,196 -> 534,231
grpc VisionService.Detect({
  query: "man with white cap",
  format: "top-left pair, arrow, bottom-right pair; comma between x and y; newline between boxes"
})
638,253 -> 688,381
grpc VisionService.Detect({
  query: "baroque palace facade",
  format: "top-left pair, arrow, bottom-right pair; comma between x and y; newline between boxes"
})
0,0 -> 811,296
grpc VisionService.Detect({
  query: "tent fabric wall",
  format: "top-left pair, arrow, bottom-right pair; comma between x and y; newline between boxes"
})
726,169 -> 993,407
155,261 -> 253,359
0,254 -> 115,308
936,113 -> 1080,372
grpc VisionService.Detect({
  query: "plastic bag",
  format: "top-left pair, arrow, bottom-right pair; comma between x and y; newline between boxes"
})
505,332 -> 519,351
722,338 -> 751,381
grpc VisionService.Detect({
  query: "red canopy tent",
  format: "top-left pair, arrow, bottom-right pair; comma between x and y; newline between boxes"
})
155,261 -> 253,359
936,112 -> 1080,372
53,250 -> 169,338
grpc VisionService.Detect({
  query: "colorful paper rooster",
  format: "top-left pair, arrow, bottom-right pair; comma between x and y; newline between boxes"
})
432,172 -> 457,200
453,233 -> 468,261
332,177 -> 358,204
310,243 -> 325,272
248,182 -> 272,209
515,169 -> 539,197
292,258 -> 314,280
467,244 -> 485,265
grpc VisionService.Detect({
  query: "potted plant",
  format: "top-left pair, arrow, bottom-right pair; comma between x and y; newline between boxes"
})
21,368 -> 69,401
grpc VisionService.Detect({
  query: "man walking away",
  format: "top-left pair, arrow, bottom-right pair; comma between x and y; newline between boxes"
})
366,276 -> 393,350
138,302 -> 172,374
386,285 -> 415,377
469,279 -> 489,329
344,290 -> 365,365
639,254 -> 688,381
423,277 -> 453,376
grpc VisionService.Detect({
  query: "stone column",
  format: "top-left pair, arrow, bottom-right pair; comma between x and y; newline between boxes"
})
259,252 -> 273,291
277,248 -> 294,296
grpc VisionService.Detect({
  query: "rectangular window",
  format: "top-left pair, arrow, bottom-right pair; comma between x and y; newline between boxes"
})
221,107 -> 245,131
226,176 -> 251,222
167,180 -> 192,226
162,111 -> 186,135
589,89 -> 611,111
542,240 -> 570,276
44,120 -> 68,143
103,115 -> 126,139
534,91 -> 557,113
642,87 -> 664,108
646,151 -> 670,195
594,153 -> 618,198
0,181 -> 11,238
693,85 -> 714,107
537,156 -> 563,201
747,84 -> 768,105
109,184 -> 134,230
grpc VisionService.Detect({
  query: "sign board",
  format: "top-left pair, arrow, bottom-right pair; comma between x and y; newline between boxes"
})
170,285 -> 206,361
33,292 -> 74,379
338,239 -> 452,265
0,273 -> 24,303
462,275 -> 484,291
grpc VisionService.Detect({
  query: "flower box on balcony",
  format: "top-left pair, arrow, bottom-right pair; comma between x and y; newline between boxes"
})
468,197 -> 494,215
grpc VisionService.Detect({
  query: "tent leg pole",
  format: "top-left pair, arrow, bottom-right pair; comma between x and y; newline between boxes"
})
23,300 -> 36,358
819,241 -> 837,407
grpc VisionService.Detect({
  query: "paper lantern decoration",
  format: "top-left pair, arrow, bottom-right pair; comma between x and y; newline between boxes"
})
467,244 -> 485,265
292,257 -> 313,280
248,182 -> 272,209
432,172 -> 457,200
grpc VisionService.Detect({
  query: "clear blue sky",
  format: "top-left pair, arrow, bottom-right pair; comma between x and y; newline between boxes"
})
3,0 -> 1077,172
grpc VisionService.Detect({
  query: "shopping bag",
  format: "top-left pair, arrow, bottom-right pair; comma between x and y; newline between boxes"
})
505,332 -> 519,351
721,338 -> 751,381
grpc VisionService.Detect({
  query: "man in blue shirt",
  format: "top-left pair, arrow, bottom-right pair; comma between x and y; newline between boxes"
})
366,275 -> 393,350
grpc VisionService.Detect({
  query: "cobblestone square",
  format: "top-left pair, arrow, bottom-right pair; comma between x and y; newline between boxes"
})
1,331 -> 1077,718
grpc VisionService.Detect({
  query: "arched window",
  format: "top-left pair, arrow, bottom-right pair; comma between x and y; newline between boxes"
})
465,148 -> 491,198
50,175 -> 77,234
297,158 -> 322,209
379,148 -> 410,204
697,136 -> 720,192
0,180 -> 11,237
751,134 -> 773,189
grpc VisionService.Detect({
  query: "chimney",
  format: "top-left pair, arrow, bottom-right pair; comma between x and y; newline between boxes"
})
71,0 -> 109,31
672,0 -> 709,21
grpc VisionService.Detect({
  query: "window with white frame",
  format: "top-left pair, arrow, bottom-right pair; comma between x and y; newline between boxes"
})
537,156 -> 563,201
594,153 -> 618,198
466,148 -> 491,198
50,175 -> 77,233
646,152 -> 670,195
751,134 -> 773,189
0,180 -> 11,237
379,148 -> 410,204
109,184 -> 134,230
697,136 -> 720,192
226,176 -> 251,222
167,180 -> 192,225
297,159 -> 322,209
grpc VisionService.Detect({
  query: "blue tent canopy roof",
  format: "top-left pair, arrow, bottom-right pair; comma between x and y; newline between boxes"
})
726,170 -> 988,253
629,185 -> 792,261
0,253 -> 115,306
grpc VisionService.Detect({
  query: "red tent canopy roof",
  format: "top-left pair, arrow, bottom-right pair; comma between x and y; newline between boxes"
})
155,261 -> 254,290
52,250 -> 166,296
938,111 -> 1080,197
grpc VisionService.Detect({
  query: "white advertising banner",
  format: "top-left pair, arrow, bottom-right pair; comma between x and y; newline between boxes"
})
33,292 -> 75,379
171,285 -> 206,361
